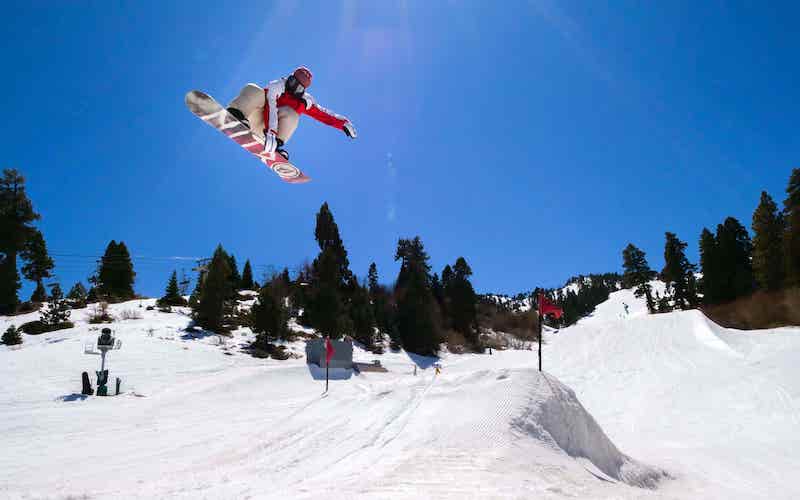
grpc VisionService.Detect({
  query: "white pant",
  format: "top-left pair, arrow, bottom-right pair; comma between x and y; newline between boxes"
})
228,83 -> 299,143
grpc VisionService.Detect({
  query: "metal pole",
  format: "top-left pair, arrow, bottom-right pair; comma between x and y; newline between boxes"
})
538,306 -> 543,372
326,360 -> 329,392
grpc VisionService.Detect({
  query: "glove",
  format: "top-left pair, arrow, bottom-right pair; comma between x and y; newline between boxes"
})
263,130 -> 278,153
343,122 -> 357,139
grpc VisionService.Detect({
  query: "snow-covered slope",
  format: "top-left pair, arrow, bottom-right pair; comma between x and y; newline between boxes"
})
1,289 -> 798,499
0,300 -> 667,499
546,286 -> 800,499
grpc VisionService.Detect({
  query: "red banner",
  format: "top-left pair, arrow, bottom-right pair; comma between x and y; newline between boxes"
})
538,293 -> 564,319
325,337 -> 335,364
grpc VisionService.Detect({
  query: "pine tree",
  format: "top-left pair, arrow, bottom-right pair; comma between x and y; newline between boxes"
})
661,232 -> 697,310
307,203 -> 352,338
715,217 -> 754,302
240,260 -> 255,290
622,243 -> 655,313
31,281 -> 48,303
40,283 -> 71,329
20,229 -> 54,302
194,245 -> 232,332
226,254 -> 241,291
178,269 -> 191,296
699,228 -> 720,304
394,237 -> 440,355
784,169 -> 800,286
67,282 -> 88,307
447,257 -> 479,346
751,191 -> 785,291
0,255 -> 21,314
251,282 -> 289,345
2,324 -> 21,345
367,262 -> 391,338
0,169 -> 40,314
349,277 -> 375,348
159,270 -> 185,306
96,240 -> 135,299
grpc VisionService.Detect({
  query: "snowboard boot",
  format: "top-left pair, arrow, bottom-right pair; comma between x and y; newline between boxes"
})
226,107 -> 250,129
275,138 -> 289,160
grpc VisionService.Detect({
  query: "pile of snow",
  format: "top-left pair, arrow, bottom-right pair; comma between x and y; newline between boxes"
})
512,373 -> 667,488
0,299 -> 668,499
546,285 -> 800,499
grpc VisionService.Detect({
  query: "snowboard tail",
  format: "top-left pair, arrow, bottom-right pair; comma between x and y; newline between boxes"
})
185,90 -> 310,184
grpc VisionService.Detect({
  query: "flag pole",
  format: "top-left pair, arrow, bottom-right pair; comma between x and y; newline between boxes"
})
538,292 -> 543,372
326,358 -> 329,392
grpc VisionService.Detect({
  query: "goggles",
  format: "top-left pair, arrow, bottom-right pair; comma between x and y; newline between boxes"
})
286,75 -> 305,95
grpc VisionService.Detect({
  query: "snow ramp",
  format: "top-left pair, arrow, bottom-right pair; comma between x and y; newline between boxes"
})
511,371 -> 669,488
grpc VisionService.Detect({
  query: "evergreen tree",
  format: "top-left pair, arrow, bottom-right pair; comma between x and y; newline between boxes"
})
699,228 -> 720,304
67,282 -> 88,307
784,169 -> 800,286
194,245 -> 232,332
751,191 -> 785,291
178,269 -> 192,296
394,237 -> 440,355
2,324 -> 21,345
0,254 -> 21,314
159,270 -> 186,306
367,262 -> 392,338
0,169 -> 40,314
622,243 -> 655,313
31,281 -> 48,303
96,240 -> 135,299
240,260 -> 255,290
307,203 -> 352,338
251,282 -> 289,345
40,283 -> 71,329
349,277 -> 375,348
20,229 -> 54,302
447,257 -> 479,345
226,254 -> 241,291
715,217 -> 754,302
661,232 -> 697,310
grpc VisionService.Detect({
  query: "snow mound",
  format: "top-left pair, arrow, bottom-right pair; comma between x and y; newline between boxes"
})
511,373 -> 668,488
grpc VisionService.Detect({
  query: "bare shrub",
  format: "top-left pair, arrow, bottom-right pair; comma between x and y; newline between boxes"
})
88,302 -> 114,324
119,309 -> 143,321
445,329 -> 467,354
701,287 -> 800,329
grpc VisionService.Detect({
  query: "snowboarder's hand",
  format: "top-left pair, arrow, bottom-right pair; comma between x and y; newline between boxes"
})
343,122 -> 357,139
263,130 -> 279,153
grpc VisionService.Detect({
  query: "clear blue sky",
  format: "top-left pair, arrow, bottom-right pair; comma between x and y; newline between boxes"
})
2,1 -> 797,298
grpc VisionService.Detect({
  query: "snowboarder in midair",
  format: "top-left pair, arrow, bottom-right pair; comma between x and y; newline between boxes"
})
226,67 -> 357,160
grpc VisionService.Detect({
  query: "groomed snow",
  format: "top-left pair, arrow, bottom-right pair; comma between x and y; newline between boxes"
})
1,288 -> 798,499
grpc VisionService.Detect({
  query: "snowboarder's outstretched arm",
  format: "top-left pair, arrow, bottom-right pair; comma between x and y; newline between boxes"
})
303,93 -> 357,138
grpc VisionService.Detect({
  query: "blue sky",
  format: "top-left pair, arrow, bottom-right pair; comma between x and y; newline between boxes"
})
2,1 -> 797,298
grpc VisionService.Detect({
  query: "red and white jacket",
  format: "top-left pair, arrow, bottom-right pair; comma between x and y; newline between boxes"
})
263,78 -> 350,136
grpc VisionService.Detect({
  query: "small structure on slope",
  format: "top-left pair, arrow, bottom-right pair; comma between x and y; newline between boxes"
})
83,327 -> 123,396
305,337 -> 353,369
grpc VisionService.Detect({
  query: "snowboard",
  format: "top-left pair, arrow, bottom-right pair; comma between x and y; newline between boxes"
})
185,90 -> 310,184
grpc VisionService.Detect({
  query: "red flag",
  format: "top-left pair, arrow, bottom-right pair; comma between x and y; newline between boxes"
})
325,336 -> 335,364
538,293 -> 563,319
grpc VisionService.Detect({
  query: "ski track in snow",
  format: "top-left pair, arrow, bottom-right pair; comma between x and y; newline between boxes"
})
0,290 -> 798,499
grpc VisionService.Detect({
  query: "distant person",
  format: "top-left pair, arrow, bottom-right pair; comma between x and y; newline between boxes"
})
623,302 -> 629,316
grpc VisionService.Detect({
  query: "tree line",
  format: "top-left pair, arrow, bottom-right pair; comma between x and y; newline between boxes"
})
187,202 -> 481,356
621,168 -> 800,312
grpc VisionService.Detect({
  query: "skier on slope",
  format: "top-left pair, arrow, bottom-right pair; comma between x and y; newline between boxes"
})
226,66 -> 357,160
